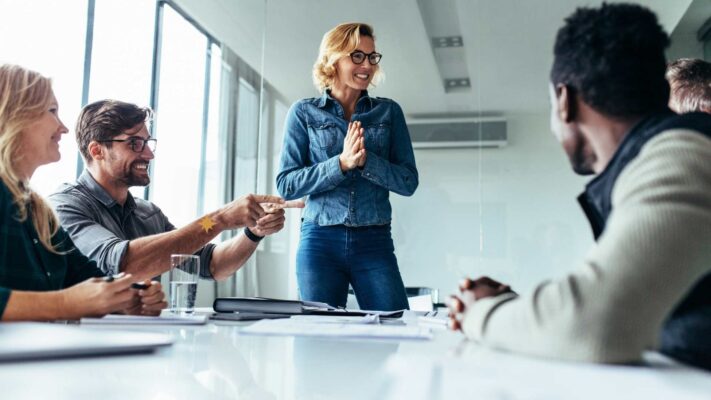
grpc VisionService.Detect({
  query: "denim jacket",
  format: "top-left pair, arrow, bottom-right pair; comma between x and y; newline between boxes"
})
276,90 -> 418,227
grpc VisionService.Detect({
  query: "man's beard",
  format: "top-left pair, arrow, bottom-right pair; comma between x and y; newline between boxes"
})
121,161 -> 151,187
571,151 -> 594,175
566,134 -> 595,176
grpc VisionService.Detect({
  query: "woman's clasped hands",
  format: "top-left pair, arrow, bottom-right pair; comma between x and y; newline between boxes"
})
338,120 -> 367,171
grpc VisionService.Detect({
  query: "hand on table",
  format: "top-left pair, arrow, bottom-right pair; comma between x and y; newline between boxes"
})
448,276 -> 515,331
60,273 -> 137,319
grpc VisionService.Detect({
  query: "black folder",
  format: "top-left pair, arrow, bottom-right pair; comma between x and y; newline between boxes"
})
212,297 -> 404,319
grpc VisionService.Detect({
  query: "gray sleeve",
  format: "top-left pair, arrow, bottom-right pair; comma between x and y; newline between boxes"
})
194,243 -> 216,280
160,212 -> 215,281
50,193 -> 129,276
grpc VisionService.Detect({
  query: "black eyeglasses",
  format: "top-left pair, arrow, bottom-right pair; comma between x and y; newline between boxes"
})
350,51 -> 382,65
98,137 -> 157,153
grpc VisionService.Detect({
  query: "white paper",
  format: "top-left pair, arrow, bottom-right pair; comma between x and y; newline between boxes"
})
81,314 -> 208,325
289,314 -> 380,324
242,318 -> 432,340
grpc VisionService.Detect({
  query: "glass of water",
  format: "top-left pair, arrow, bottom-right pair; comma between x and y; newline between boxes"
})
169,254 -> 199,314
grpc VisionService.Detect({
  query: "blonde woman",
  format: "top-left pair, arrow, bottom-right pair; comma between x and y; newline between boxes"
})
276,23 -> 418,311
0,64 -> 166,321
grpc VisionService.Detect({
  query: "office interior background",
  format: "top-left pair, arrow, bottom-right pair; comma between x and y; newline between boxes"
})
1,0 -> 709,307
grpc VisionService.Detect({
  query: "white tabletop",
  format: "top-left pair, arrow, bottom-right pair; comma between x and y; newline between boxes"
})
1,311 -> 710,400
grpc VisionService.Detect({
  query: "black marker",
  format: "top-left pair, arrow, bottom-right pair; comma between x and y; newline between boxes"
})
103,274 -> 148,290
131,282 -> 150,290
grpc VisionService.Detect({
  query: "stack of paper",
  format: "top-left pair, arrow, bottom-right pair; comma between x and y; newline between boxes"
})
241,317 -> 432,340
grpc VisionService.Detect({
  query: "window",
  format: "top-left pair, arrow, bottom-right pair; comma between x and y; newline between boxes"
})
89,0 -> 156,199
233,79 -> 259,198
149,5 -> 210,227
201,44 -> 223,216
0,0 -> 88,196
88,0 -> 155,106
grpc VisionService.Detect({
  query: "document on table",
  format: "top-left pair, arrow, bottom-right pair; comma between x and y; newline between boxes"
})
289,314 -> 381,324
241,317 -> 432,340
81,314 -> 208,325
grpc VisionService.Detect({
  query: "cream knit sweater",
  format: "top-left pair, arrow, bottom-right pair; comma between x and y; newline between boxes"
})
462,130 -> 711,363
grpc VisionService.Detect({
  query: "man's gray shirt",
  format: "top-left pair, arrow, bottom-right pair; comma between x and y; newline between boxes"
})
49,170 -> 214,279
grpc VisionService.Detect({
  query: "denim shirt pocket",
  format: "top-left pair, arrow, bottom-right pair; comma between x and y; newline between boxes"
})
364,123 -> 389,156
308,122 -> 341,160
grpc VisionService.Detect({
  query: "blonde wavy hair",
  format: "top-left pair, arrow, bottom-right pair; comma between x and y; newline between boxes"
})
312,22 -> 383,92
0,64 -> 63,253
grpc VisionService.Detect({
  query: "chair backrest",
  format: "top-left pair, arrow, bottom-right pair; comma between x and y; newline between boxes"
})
347,286 -> 442,310
405,287 -> 436,299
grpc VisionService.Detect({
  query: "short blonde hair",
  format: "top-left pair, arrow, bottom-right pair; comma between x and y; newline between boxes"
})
312,22 -> 382,92
0,64 -> 63,253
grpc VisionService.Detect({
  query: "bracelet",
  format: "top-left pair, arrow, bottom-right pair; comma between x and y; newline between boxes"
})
243,227 -> 264,243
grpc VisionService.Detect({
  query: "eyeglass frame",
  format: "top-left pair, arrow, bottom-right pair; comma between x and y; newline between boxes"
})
97,136 -> 157,153
349,50 -> 383,65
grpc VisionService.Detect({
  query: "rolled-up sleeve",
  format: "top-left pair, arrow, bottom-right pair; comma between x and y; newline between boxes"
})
52,195 -> 129,276
159,214 -> 215,280
194,244 -> 216,280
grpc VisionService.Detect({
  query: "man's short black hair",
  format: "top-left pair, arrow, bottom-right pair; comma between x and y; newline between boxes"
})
550,3 -> 670,119
666,58 -> 711,114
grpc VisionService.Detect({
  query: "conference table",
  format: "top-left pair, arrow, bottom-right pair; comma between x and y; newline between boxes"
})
1,311 -> 710,400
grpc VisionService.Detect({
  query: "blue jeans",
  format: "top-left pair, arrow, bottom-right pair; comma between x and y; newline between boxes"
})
296,222 -> 409,311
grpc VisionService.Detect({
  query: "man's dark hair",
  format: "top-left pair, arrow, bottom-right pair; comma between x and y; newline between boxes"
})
76,99 -> 153,162
666,58 -> 711,114
550,3 -> 670,119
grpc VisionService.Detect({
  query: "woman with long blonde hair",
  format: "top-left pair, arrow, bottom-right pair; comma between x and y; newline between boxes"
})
276,23 -> 418,310
0,64 -> 166,320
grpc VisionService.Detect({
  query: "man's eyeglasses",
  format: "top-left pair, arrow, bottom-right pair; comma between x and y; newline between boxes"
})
350,51 -> 382,65
98,137 -> 157,153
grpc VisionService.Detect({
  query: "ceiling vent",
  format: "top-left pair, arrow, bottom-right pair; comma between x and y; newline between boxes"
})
416,0 -> 471,93
407,117 -> 507,149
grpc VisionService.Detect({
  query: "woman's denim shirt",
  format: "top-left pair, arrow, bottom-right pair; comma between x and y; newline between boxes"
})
276,91 -> 418,227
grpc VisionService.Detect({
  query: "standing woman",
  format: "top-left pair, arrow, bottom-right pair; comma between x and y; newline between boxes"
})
276,23 -> 418,311
0,64 -> 165,321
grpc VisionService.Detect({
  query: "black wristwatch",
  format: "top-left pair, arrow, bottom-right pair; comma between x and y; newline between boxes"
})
244,227 -> 264,243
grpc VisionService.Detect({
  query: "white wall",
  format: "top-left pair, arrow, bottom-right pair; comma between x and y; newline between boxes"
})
391,113 -> 593,301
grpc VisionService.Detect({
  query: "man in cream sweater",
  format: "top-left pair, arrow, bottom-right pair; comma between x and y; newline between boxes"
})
449,3 -> 711,370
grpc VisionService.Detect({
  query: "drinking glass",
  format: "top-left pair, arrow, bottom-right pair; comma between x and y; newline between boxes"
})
169,254 -> 200,314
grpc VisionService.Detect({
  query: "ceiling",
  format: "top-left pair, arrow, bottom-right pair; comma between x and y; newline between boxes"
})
176,0 -> 699,117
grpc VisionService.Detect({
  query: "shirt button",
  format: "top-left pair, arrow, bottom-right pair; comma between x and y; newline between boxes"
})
351,191 -> 355,195
33,238 -> 39,245
46,272 -> 51,277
